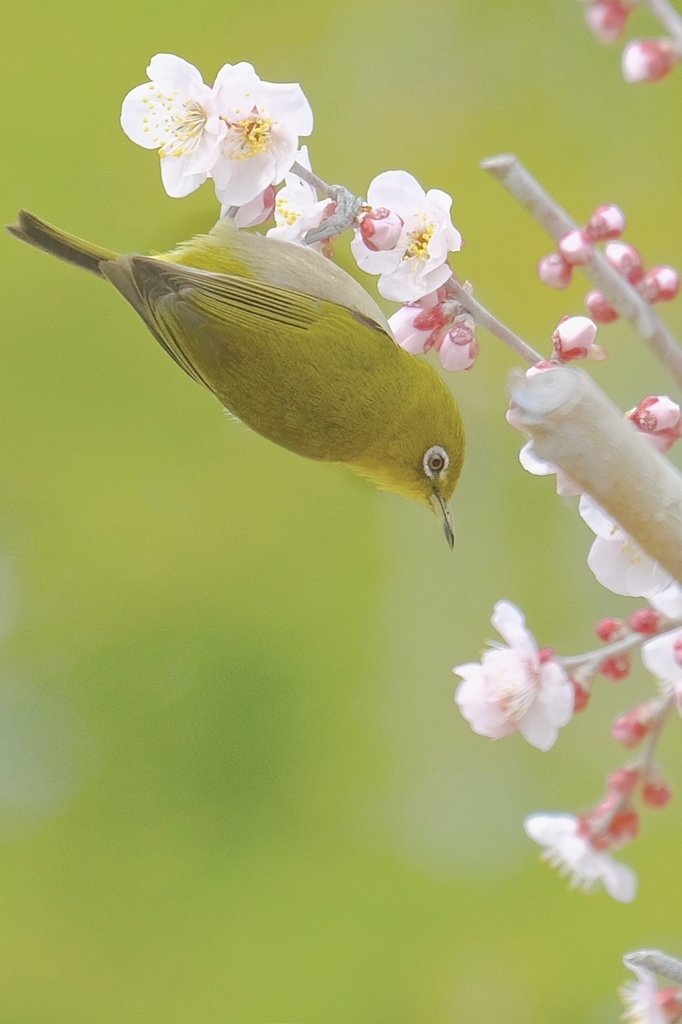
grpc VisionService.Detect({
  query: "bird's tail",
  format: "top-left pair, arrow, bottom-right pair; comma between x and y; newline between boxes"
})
7,210 -> 118,277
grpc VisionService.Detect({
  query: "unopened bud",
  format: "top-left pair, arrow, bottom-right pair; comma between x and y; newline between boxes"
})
585,203 -> 626,241
585,1 -> 631,44
612,706 -> 652,747
596,617 -> 628,642
608,767 -> 640,795
585,289 -> 619,323
622,38 -> 678,84
605,241 -> 645,284
642,773 -> 672,807
558,229 -> 593,266
639,265 -> 680,303
359,208 -> 404,251
608,807 -> 639,845
629,395 -> 681,433
628,607 -> 661,635
552,315 -> 598,361
538,252 -> 572,289
600,654 -> 631,680
438,320 -> 479,371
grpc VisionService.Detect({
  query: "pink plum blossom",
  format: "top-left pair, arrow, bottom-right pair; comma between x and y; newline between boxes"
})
453,601 -> 573,751
121,54 -> 226,198
524,813 -> 637,901
351,171 -> 462,301
579,495 -> 672,598
211,62 -> 313,207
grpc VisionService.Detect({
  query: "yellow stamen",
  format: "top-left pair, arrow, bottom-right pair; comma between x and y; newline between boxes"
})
405,223 -> 435,261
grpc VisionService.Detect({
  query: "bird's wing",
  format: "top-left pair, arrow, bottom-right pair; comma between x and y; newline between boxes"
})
102,256 -> 319,383
101,255 -> 386,389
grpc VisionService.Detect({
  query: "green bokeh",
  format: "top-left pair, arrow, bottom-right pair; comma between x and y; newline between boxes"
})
2,1 -> 682,1020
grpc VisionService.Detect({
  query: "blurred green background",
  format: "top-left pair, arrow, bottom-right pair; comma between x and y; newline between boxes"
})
2,1 -> 682,1020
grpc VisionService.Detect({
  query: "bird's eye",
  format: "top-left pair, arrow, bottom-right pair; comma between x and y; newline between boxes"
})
423,445 -> 449,478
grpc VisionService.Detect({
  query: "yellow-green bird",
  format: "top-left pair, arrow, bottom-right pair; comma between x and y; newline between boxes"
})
8,211 -> 464,546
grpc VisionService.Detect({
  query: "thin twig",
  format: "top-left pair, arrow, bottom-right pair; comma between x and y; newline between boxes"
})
561,628 -> 661,669
625,950 -> 682,984
634,696 -> 673,769
445,279 -> 543,364
482,154 -> 682,390
643,0 -> 682,53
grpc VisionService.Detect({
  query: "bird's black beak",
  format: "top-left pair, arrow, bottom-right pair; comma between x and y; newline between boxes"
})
430,490 -> 455,550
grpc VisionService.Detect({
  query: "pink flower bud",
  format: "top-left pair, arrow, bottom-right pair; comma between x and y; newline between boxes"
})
605,241 -> 645,284
231,184 -> 278,228
596,617 -> 627,642
608,767 -> 640,795
585,289 -> 619,323
599,654 -> 631,680
538,252 -> 572,289
572,679 -> 590,712
639,265 -> 680,303
359,208 -> 404,251
622,38 -> 678,83
585,1 -> 631,44
437,319 -> 479,371
630,395 -> 681,433
607,807 -> 639,845
612,707 -> 652,747
585,203 -> 626,241
558,228 -> 593,265
628,607 -> 661,635
642,776 -> 672,807
552,315 -> 598,361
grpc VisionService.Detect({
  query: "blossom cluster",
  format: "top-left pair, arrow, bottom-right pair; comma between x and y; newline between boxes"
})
538,202 -> 680,324
122,55 -> 465,319
581,0 -> 681,82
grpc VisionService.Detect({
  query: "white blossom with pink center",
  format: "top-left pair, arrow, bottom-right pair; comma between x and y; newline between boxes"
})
222,185 -> 277,228
579,495 -> 673,598
524,813 -> 637,901
266,146 -> 333,247
351,171 -> 462,301
620,963 -> 668,1024
211,62 -> 313,207
453,601 -> 573,751
121,54 -> 226,198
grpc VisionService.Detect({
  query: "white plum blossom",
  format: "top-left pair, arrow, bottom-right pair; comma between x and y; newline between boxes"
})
642,628 -> 682,712
579,494 -> 672,598
518,441 -> 582,496
649,581 -> 682,621
453,601 -> 573,751
121,54 -> 226,198
524,813 -> 637,902
223,185 -> 277,228
620,962 -> 668,1024
266,146 -> 334,247
211,62 -> 313,207
351,171 -> 462,301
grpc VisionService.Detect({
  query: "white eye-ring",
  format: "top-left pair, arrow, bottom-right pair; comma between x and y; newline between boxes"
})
423,445 -> 450,479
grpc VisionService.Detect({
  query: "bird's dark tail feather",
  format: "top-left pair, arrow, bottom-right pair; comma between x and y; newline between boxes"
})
7,210 -> 118,277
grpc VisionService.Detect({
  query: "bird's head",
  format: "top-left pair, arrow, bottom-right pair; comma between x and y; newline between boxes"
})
348,370 -> 465,549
